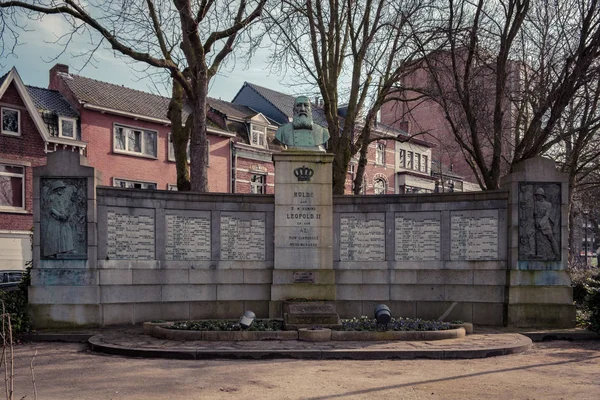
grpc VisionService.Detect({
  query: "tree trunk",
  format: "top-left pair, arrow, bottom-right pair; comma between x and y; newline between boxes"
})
189,74 -> 209,192
168,78 -> 191,191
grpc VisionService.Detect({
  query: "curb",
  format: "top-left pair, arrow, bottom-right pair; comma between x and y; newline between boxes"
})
522,330 -> 600,342
88,334 -> 533,360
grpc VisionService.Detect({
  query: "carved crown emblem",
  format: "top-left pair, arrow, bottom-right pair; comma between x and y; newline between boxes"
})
294,165 -> 314,182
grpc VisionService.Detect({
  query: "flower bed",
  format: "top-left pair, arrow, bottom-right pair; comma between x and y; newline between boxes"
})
168,319 -> 284,332
341,316 -> 452,331
144,317 -> 469,342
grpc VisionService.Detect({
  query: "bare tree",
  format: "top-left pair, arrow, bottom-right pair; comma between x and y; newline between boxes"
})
265,0 -> 436,194
0,0 -> 266,192
402,0 -> 600,190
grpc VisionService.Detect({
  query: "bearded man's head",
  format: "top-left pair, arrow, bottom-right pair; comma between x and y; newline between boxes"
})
292,96 -> 313,129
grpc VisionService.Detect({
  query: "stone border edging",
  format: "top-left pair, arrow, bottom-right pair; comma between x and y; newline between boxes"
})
331,327 -> 466,341
88,334 -> 533,360
146,322 -> 467,342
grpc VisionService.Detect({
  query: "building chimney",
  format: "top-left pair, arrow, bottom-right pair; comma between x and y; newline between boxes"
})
49,64 -> 69,90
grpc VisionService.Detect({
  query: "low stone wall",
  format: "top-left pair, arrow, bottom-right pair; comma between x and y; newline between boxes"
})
29,152 -> 572,328
332,192 -> 508,325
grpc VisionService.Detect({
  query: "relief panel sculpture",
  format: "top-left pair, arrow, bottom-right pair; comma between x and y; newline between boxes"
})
518,183 -> 561,261
40,178 -> 87,259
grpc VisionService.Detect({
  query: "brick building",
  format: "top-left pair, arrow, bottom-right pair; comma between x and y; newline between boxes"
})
233,82 -> 436,194
381,51 -> 515,188
0,68 -> 85,269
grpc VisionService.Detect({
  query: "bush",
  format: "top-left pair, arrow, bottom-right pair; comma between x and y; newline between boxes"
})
0,265 -> 32,334
583,271 -> 600,332
569,266 -> 598,306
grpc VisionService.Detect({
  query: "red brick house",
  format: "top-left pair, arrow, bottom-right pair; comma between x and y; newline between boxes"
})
0,67 -> 85,269
49,64 -> 236,192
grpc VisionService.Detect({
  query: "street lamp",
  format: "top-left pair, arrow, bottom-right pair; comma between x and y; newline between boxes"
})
584,210 -> 589,266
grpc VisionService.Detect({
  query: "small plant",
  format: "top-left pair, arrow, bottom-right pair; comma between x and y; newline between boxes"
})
0,265 -> 32,334
341,316 -> 451,332
168,319 -> 284,332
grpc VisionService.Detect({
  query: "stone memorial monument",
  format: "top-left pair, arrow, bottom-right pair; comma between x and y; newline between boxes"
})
271,96 -> 336,319
500,157 -> 574,327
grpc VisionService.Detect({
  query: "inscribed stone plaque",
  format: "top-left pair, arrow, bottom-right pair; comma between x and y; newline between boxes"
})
107,209 -> 155,260
40,178 -> 87,259
395,212 -> 440,261
451,210 -> 498,260
165,212 -> 211,260
220,214 -> 265,260
518,182 -> 561,261
340,214 -> 385,261
293,271 -> 315,283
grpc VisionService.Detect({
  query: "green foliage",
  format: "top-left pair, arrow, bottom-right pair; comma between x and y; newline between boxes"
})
583,271 -> 600,332
341,316 -> 452,332
0,265 -> 32,334
569,266 -> 597,306
169,319 -> 284,332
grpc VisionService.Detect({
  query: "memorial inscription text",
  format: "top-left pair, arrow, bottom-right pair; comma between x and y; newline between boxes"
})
340,215 -> 385,261
166,214 -> 211,260
451,212 -> 498,260
107,210 -> 154,260
395,214 -> 440,261
220,215 -> 265,260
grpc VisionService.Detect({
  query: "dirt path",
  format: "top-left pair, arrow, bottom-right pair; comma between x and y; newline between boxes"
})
6,340 -> 600,399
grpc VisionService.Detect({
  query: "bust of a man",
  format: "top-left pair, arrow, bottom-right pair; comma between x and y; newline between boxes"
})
275,96 -> 330,151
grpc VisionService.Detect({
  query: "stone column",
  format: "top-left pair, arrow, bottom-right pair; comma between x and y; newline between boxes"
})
30,150 -> 102,328
500,157 -> 574,327
270,152 -> 335,315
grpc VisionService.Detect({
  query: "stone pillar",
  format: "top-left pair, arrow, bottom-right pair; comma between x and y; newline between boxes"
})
500,157 -> 574,327
30,150 -> 102,328
270,152 -> 335,315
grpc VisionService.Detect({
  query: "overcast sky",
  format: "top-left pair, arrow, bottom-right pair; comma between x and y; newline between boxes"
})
2,15 -> 294,102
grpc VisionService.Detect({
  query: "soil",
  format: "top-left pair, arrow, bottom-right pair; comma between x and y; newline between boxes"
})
6,340 -> 600,399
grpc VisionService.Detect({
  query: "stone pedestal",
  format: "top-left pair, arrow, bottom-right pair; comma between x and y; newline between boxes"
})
500,157 -> 575,327
270,152 -> 335,315
30,150 -> 102,328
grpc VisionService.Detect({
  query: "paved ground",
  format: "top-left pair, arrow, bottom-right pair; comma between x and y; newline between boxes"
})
89,326 -> 532,359
5,338 -> 600,399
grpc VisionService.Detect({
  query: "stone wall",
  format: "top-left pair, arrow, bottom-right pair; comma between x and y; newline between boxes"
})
30,153 -> 572,328
332,192 -> 508,325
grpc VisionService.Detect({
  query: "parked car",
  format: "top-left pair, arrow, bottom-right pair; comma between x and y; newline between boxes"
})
0,271 -> 25,291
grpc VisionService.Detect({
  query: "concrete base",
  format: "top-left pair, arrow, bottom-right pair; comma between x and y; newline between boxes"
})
507,304 -> 576,328
29,304 -> 101,328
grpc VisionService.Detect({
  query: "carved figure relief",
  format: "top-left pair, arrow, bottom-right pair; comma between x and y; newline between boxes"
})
518,183 -> 561,261
41,178 -> 87,259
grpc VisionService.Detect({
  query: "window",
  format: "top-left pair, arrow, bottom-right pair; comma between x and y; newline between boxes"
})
422,155 -> 428,173
114,124 -> 157,157
399,150 -> 406,168
113,178 -> 157,190
1,107 -> 20,136
251,124 -> 267,148
373,177 -> 387,195
407,151 -> 413,169
414,153 -> 421,171
251,174 -> 267,194
376,142 -> 385,165
0,164 -> 24,210
167,184 -> 178,191
168,134 -> 209,166
59,117 -> 77,139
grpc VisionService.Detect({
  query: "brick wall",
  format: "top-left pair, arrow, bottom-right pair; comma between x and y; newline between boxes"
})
79,108 -> 231,192
0,81 -> 47,231
235,156 -> 275,194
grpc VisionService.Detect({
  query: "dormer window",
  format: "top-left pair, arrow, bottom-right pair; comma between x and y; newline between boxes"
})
1,107 -> 20,136
59,117 -> 77,139
251,124 -> 267,148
